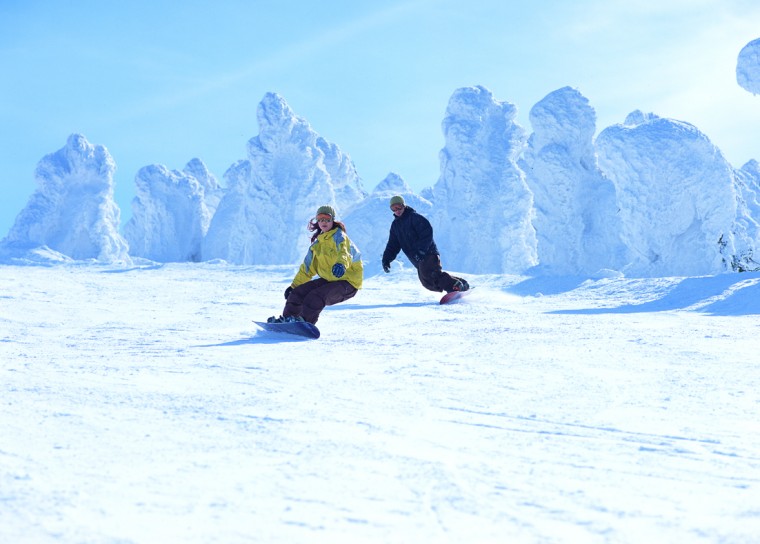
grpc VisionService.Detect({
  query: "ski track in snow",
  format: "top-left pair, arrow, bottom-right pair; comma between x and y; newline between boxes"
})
1,264 -> 759,543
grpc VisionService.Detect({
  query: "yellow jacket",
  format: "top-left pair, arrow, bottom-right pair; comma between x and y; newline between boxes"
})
292,227 -> 363,290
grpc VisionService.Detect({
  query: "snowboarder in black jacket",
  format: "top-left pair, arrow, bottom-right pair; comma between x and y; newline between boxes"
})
381,195 -> 469,293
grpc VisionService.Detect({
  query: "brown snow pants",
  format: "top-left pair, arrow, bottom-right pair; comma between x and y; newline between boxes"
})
283,278 -> 357,324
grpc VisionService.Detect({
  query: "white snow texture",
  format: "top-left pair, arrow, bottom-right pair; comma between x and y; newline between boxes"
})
2,264 -> 759,543
3,77 -> 760,276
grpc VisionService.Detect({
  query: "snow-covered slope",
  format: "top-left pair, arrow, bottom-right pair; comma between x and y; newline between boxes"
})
1,263 -> 758,543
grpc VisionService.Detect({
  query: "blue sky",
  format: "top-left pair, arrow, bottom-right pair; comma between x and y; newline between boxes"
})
1,0 -> 759,234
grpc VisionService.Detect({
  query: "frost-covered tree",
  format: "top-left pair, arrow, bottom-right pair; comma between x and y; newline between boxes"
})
596,111 -> 738,277
737,37 -> 760,95
730,160 -> 760,271
183,158 -> 224,217
124,159 -> 219,262
521,86 -> 626,275
1,133 -> 129,262
431,86 -> 537,274
203,92 -> 366,264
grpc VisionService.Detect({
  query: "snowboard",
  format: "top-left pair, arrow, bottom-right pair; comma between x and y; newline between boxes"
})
440,287 -> 474,305
253,320 -> 320,339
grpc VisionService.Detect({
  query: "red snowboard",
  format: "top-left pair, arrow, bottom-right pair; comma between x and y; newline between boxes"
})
440,288 -> 474,305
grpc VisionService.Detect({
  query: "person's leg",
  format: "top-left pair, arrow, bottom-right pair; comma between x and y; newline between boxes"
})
416,254 -> 442,291
418,253 -> 462,292
283,278 -> 329,319
301,280 -> 358,324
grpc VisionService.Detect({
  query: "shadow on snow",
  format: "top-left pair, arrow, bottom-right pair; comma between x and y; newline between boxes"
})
507,276 -> 589,297
196,331 -> 312,346
331,301 -> 433,311
549,273 -> 760,316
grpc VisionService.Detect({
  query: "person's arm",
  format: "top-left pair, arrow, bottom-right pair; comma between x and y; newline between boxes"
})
328,230 -> 354,279
382,226 -> 401,268
411,214 -> 434,261
291,245 -> 316,287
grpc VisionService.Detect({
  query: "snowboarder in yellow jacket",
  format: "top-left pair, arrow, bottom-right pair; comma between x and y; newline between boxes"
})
268,205 -> 362,324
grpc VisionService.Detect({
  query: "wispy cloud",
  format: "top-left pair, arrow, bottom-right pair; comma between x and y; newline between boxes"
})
103,0 -> 434,123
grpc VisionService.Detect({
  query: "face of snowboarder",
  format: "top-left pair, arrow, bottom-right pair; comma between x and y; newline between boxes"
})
316,214 -> 334,232
390,204 -> 404,217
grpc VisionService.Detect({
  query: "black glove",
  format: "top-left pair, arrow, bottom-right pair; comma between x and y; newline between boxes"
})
284,286 -> 293,299
332,263 -> 346,278
382,262 -> 390,273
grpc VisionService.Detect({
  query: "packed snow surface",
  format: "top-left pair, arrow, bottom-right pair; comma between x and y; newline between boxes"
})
2,263 -> 759,543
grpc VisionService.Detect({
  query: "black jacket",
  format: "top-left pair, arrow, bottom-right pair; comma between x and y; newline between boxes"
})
382,206 -> 439,266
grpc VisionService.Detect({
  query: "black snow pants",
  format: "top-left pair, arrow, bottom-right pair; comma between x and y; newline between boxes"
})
416,253 -> 461,293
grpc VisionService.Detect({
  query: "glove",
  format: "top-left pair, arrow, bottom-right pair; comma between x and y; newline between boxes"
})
284,286 -> 293,299
382,262 -> 390,273
332,263 -> 346,278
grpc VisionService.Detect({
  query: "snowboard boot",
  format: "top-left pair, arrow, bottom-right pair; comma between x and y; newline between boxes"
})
451,278 -> 470,292
267,315 -> 305,323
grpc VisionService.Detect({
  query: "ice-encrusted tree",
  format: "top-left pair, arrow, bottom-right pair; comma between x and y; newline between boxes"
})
203,92 -> 366,264
1,134 -> 129,263
124,159 -> 220,262
737,37 -> 760,95
521,86 -> 626,275
596,111 -> 739,277
430,86 -> 537,274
